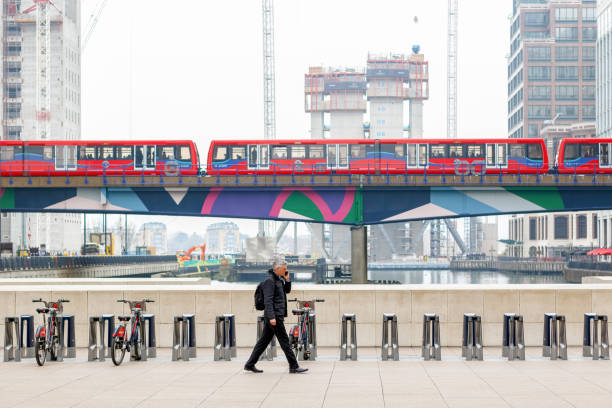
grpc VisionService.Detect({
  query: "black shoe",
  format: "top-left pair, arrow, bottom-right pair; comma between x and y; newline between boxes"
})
289,367 -> 308,374
244,365 -> 263,373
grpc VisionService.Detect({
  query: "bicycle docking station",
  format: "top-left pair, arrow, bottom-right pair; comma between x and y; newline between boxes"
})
172,314 -> 197,361
20,315 -> 34,358
462,313 -> 483,361
88,316 -> 106,362
61,315 -> 76,359
340,313 -> 357,361
256,316 -> 277,361
214,314 -> 236,361
543,313 -> 567,360
381,313 -> 399,361
101,314 -> 115,358
4,317 -> 21,362
502,313 -> 525,360
583,313 -> 610,360
422,313 -> 441,361
143,314 -> 157,358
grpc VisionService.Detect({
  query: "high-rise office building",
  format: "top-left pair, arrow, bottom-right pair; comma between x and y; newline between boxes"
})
508,0 -> 596,146
0,1 -> 81,253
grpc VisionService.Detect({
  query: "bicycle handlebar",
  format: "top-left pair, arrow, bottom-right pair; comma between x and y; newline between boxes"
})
117,299 -> 155,303
287,298 -> 325,302
32,298 -> 70,305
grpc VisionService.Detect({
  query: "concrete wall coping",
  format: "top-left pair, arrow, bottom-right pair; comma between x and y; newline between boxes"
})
0,278 -> 208,286
2,283 -> 612,292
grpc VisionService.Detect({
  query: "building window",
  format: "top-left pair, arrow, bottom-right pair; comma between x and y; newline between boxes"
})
6,42 -> 21,56
555,7 -> 578,22
582,7 -> 596,22
525,12 -> 548,26
6,126 -> 21,140
554,216 -> 569,239
6,84 -> 21,98
528,66 -> 551,81
528,124 -> 539,137
527,46 -> 551,61
6,103 -> 21,119
555,46 -> 579,61
529,218 -> 537,240
593,215 -> 598,239
528,85 -> 551,100
555,27 -> 578,42
583,66 -> 595,81
582,85 -> 595,100
528,105 -> 551,120
582,46 -> 595,61
582,27 -> 597,42
556,105 -> 579,120
555,85 -> 578,100
583,105 -> 595,120
577,215 -> 587,239
556,66 -> 578,81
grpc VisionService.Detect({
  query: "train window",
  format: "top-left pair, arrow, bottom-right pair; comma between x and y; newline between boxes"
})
291,145 -> 306,159
466,144 -> 485,158
580,143 -> 597,158
157,146 -> 174,160
328,145 -> 337,167
419,144 -> 428,166
79,146 -> 97,160
449,145 -> 464,158
395,145 -> 405,158
25,146 -> 44,157
407,144 -> 417,167
101,146 -> 115,160
380,144 -> 395,156
118,146 -> 133,160
498,145 -> 507,165
177,146 -> 191,161
350,144 -> 366,159
510,144 -> 526,158
564,143 -> 579,161
43,146 -> 53,160
1,146 -> 14,161
271,145 -> 288,159
260,146 -> 269,166
231,146 -> 245,160
527,144 -> 543,160
309,145 -> 324,159
430,144 -> 447,159
213,146 -> 228,162
600,144 -> 610,167
249,146 -> 258,165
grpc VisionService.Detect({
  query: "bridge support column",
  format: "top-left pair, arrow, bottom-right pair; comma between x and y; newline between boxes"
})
351,226 -> 367,284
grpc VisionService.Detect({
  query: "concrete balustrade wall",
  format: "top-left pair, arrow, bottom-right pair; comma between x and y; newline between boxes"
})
2,284 -> 612,349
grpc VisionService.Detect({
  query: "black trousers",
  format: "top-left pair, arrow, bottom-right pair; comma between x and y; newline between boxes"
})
245,317 -> 298,369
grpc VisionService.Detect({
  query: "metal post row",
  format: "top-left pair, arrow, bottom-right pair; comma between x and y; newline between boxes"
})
502,313 -> 525,360
583,313 -> 610,360
543,313 -> 567,360
172,314 -> 197,361
381,313 -> 399,361
214,314 -> 236,361
462,313 -> 483,361
422,313 -> 441,361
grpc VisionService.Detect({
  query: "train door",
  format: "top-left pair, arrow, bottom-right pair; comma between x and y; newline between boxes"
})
326,144 -> 348,169
486,143 -> 508,168
406,143 -> 428,168
54,145 -> 77,171
248,145 -> 269,170
134,145 -> 156,171
599,143 -> 611,168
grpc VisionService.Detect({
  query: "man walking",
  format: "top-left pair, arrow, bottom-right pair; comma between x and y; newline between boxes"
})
244,260 -> 308,374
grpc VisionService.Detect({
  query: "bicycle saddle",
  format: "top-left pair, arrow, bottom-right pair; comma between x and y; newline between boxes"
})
118,315 -> 131,322
36,307 -> 49,314
292,309 -> 304,315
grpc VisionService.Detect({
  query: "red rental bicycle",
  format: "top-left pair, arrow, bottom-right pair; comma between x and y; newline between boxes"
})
111,299 -> 154,366
33,298 -> 70,366
288,298 -> 324,360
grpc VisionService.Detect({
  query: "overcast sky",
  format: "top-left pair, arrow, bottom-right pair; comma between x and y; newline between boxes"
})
81,0 -> 513,238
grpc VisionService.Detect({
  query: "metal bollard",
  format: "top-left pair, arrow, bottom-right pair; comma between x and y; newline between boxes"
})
101,314 -> 115,358
3,317 -> 21,362
381,313 -> 399,361
583,313 -> 610,360
462,314 -> 483,361
183,314 -> 196,358
88,316 -> 105,362
61,315 -> 76,358
143,314 -> 156,358
172,316 -> 188,361
340,313 -> 357,361
20,315 -> 35,358
422,313 -> 441,361
214,314 -> 236,361
256,316 -> 277,361
502,313 -> 525,361
543,313 -> 567,360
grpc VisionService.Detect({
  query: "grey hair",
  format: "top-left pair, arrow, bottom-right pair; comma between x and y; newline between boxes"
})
272,257 -> 286,269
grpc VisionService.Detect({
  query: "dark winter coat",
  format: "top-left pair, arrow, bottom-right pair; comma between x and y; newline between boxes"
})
262,269 -> 291,320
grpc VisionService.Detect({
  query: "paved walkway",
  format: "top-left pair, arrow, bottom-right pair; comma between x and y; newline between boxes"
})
1,348 -> 611,408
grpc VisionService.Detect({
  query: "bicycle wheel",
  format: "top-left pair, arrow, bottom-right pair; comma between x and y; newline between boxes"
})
50,335 -> 60,361
35,340 -> 46,366
111,337 -> 125,366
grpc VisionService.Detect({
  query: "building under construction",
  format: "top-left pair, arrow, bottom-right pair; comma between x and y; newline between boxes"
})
0,0 -> 81,253
305,50 -> 435,261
